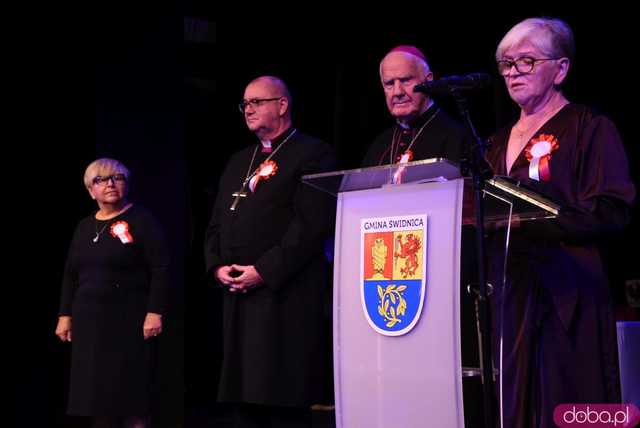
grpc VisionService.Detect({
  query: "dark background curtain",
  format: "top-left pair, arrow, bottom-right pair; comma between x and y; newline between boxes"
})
9,5 -> 638,427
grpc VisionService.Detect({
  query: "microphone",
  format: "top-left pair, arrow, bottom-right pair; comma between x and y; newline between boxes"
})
413,73 -> 491,95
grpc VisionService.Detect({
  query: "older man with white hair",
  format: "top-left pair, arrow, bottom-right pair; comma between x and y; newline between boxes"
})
362,45 -> 468,167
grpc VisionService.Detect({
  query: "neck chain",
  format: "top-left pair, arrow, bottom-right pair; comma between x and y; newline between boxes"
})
92,203 -> 132,242
93,221 -> 109,243
230,128 -> 297,211
513,101 -> 568,145
389,108 -> 440,165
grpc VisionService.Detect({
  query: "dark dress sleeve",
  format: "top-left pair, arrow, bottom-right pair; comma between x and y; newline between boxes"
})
556,115 -> 636,240
524,115 -> 636,243
254,143 -> 337,290
59,223 -> 82,316
141,211 -> 171,314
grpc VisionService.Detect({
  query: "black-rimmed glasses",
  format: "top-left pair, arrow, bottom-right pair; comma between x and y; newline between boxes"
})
238,97 -> 282,113
92,174 -> 127,186
497,56 -> 560,76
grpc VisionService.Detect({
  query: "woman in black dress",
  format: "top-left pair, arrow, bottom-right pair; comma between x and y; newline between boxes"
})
55,158 -> 170,428
487,17 -> 635,427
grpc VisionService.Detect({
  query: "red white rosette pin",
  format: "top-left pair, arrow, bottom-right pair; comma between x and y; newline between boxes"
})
524,134 -> 559,181
249,160 -> 278,193
397,149 -> 414,164
110,221 -> 134,244
392,150 -> 414,184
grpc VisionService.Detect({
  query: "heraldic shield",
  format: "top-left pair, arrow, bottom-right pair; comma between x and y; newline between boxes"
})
361,214 -> 427,336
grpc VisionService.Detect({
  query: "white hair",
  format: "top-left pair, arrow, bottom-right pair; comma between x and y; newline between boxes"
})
379,51 -> 431,81
496,17 -> 575,62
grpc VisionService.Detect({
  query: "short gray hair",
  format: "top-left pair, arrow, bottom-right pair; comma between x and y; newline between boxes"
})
84,158 -> 130,188
496,17 -> 575,62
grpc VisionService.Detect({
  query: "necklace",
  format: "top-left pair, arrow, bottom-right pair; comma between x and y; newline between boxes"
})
230,128 -> 297,211
513,102 -> 568,141
389,108 -> 440,165
92,203 -> 132,242
93,221 -> 109,243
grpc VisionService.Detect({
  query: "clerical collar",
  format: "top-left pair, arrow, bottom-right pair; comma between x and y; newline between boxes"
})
260,140 -> 272,153
260,127 -> 294,153
397,102 -> 438,130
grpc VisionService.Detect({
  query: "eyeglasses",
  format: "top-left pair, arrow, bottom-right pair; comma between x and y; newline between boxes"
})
92,173 -> 127,186
496,56 -> 560,76
238,97 -> 282,113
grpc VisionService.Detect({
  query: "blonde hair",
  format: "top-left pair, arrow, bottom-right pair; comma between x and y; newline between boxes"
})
496,17 -> 575,62
83,158 -> 130,188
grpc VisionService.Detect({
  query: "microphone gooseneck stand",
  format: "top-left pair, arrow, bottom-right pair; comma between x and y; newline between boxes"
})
451,87 -> 497,428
